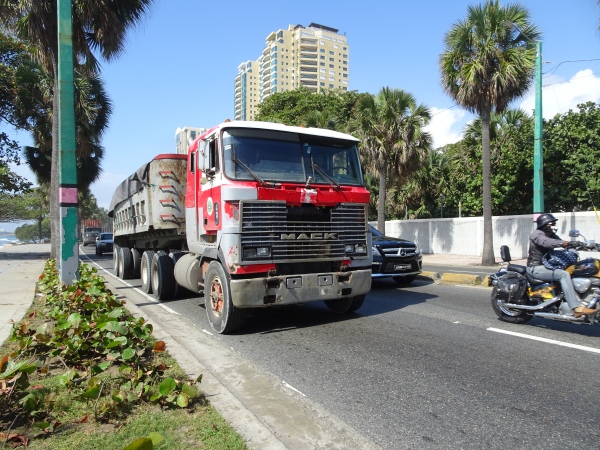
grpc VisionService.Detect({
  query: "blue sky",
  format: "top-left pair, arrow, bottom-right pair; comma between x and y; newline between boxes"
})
3,0 -> 600,231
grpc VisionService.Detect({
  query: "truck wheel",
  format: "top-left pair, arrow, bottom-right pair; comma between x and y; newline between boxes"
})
140,250 -> 155,294
347,294 -> 366,312
151,251 -> 174,301
113,245 -> 121,277
131,248 -> 141,279
324,297 -> 354,313
119,246 -> 134,280
169,251 -> 184,298
205,261 -> 246,334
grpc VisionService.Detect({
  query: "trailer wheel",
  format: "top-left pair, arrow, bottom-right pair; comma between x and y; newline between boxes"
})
324,296 -> 364,314
131,248 -> 141,279
118,246 -> 134,280
140,250 -> 155,294
113,245 -> 121,277
151,251 -> 174,301
205,261 -> 246,334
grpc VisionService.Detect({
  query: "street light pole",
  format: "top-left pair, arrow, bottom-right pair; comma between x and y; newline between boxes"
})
58,0 -> 79,283
533,40 -> 544,218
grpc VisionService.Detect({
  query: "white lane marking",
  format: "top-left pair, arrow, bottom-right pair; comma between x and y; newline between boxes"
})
282,381 -> 306,397
79,250 -> 180,315
488,327 -> 600,354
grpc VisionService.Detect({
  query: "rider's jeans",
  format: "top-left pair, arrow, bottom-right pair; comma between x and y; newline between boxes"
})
526,265 -> 581,310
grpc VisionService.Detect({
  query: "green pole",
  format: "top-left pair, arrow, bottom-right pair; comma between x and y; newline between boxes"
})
533,40 -> 544,218
58,0 -> 79,283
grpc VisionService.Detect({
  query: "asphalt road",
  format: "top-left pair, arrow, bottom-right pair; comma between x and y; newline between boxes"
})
82,246 -> 600,449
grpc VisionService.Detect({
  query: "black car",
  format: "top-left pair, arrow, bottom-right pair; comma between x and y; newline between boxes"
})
95,232 -> 114,256
370,226 -> 422,284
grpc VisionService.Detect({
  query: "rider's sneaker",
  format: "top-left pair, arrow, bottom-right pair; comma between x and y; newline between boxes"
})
573,306 -> 597,318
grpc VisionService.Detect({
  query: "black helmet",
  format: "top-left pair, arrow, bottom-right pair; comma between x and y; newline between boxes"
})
536,213 -> 557,229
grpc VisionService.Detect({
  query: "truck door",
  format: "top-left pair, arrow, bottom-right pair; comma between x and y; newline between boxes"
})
199,138 -> 221,233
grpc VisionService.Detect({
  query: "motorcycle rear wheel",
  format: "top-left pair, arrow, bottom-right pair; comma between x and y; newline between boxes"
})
490,287 -> 533,324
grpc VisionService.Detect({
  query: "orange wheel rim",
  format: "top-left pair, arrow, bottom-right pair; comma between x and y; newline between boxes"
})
210,278 -> 224,314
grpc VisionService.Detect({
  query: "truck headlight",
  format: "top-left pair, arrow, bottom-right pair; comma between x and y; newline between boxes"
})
243,247 -> 271,259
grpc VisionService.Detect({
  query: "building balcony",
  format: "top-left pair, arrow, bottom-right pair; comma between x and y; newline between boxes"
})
301,80 -> 318,87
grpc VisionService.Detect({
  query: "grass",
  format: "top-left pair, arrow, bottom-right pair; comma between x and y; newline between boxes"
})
0,261 -> 247,450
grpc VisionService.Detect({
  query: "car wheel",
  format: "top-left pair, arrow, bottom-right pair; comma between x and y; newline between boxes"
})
393,275 -> 417,285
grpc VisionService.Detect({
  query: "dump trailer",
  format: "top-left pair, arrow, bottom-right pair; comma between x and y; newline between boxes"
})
109,121 -> 372,333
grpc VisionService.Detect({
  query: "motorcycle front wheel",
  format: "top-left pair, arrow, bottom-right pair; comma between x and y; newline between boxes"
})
490,287 -> 533,324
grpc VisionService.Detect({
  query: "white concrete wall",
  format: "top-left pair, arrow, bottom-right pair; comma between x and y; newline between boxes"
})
376,211 -> 600,258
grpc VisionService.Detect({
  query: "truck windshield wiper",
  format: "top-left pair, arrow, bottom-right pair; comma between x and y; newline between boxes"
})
232,156 -> 266,186
311,162 -> 340,189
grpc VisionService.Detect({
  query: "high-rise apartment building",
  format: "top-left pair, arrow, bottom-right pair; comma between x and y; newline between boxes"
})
175,126 -> 207,154
234,23 -> 349,121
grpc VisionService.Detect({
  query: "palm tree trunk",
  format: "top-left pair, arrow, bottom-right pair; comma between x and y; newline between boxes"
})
481,108 -> 495,265
377,156 -> 387,233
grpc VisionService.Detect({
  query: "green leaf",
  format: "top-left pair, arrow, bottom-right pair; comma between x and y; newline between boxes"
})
122,437 -> 153,450
181,383 -> 196,398
176,392 -> 189,408
159,377 -> 176,396
148,433 -> 163,446
77,385 -> 100,400
122,348 -> 136,360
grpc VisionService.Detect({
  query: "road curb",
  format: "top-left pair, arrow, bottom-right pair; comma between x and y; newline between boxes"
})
418,271 -> 440,282
440,273 -> 482,285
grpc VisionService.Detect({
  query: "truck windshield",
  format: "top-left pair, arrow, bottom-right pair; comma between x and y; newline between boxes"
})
222,128 -> 364,186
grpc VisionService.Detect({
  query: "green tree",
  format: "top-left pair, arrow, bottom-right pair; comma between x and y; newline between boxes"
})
255,87 -> 359,127
543,101 -> 600,212
0,33 -> 36,193
0,0 -> 154,257
0,186 -> 48,239
20,67 -> 111,194
351,87 -> 432,232
440,0 -> 540,264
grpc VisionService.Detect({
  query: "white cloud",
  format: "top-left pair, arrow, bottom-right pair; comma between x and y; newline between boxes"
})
424,107 -> 468,149
519,69 -> 600,119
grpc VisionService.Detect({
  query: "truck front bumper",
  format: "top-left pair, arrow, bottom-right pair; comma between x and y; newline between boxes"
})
230,269 -> 372,308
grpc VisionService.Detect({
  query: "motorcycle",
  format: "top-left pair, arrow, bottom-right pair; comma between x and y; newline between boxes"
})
489,230 -> 600,325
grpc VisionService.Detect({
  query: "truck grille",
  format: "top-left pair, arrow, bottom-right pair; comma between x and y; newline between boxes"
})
240,201 -> 367,262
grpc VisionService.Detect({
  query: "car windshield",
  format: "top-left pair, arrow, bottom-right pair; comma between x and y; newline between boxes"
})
100,233 -> 112,240
222,128 -> 364,186
370,226 -> 383,237
86,227 -> 101,233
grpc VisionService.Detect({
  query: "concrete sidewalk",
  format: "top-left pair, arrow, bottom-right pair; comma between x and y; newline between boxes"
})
0,242 -> 51,346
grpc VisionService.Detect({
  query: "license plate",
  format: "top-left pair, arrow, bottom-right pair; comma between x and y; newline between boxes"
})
394,264 -> 411,270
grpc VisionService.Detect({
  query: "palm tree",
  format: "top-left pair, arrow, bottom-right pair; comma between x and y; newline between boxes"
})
439,0 -> 540,265
0,0 -> 154,257
21,66 -> 111,194
352,87 -> 432,232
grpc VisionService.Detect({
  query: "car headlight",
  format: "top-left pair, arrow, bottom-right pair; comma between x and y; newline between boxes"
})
372,246 -> 382,257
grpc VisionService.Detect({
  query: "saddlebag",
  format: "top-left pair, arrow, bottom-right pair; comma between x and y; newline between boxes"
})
495,272 -> 527,304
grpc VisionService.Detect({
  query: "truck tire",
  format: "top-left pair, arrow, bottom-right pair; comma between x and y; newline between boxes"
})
169,251 -> 184,298
151,251 -> 174,301
140,250 -> 155,294
113,245 -> 121,277
324,295 -> 365,314
205,261 -> 246,334
119,246 -> 134,280
131,248 -> 141,279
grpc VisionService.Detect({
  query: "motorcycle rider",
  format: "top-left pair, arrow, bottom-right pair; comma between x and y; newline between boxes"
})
527,213 -> 596,318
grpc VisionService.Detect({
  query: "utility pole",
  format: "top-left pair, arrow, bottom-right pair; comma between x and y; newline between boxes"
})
58,0 -> 79,283
533,40 -> 544,219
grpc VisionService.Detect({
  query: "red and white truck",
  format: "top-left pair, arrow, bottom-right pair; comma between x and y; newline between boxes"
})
109,121 -> 372,333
